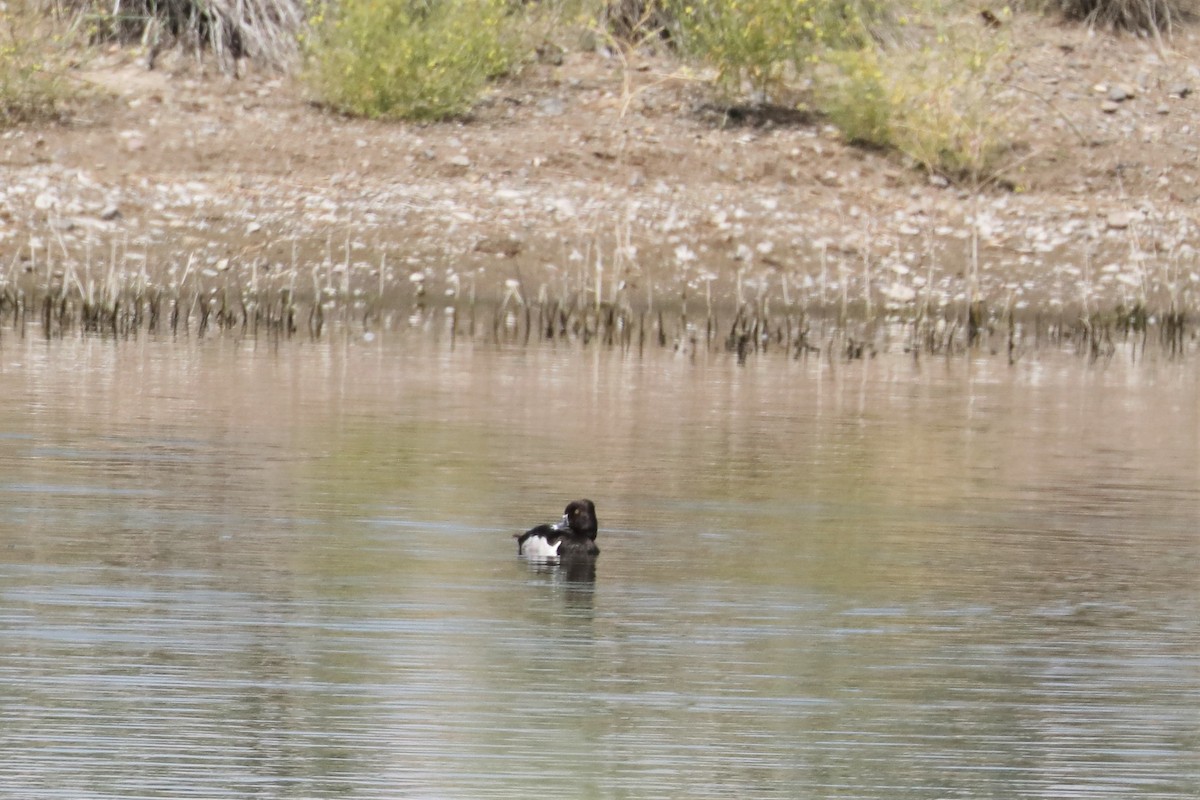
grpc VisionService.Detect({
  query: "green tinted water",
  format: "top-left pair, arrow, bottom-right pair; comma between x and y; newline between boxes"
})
1,336 -> 1197,798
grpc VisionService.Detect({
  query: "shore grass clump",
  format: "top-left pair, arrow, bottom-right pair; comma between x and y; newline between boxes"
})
1047,0 -> 1193,35
601,0 -> 675,44
1,0 -> 75,126
671,0 -> 1016,185
671,0 -> 868,99
816,9 -> 1017,185
62,0 -> 305,71
303,0 -> 520,121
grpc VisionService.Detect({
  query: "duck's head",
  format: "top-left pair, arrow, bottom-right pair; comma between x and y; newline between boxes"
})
560,499 -> 598,539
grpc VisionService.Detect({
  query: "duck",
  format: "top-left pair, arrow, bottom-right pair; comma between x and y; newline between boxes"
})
515,499 -> 600,563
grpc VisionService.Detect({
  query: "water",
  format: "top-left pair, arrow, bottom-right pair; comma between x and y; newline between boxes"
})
1,335 -> 1198,799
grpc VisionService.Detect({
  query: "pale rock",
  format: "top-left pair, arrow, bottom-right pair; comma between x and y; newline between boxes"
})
1106,210 -> 1133,229
1107,85 -> 1133,102
551,197 -> 576,218
537,97 -> 565,117
882,283 -> 917,303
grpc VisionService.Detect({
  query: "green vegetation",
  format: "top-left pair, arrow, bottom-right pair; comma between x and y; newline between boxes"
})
671,0 -> 875,97
0,0 -> 74,126
674,0 -> 825,98
670,0 -> 1016,184
816,11 -> 1017,184
3,0 -> 1190,174
302,0 -> 520,121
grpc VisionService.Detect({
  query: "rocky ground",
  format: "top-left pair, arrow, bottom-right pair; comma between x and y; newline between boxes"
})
2,14 -> 1200,334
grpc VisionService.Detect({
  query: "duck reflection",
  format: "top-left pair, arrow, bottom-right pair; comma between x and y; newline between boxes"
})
561,557 -> 596,584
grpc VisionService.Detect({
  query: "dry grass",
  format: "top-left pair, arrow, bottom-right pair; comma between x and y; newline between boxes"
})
54,0 -> 305,72
1044,0 -> 1194,33
4,225 -> 1196,363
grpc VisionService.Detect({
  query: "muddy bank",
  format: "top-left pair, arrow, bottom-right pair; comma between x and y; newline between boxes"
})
2,17 -> 1200,351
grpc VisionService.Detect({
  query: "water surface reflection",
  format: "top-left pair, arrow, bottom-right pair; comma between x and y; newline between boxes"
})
1,336 -> 1197,798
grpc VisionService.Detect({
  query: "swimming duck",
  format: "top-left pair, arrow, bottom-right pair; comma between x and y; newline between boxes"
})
515,499 -> 600,563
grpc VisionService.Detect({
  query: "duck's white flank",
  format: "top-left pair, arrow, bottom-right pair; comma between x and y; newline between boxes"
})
520,536 -> 562,561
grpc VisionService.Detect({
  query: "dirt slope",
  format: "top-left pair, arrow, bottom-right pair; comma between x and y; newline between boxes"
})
3,16 -> 1200,323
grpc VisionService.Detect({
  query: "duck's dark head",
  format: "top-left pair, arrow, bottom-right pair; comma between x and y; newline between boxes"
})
560,499 -> 598,540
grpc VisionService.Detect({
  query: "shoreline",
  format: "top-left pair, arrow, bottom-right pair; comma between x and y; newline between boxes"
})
2,16 -> 1199,350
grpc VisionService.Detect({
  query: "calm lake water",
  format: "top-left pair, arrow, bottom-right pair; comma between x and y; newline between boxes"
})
1,334 -> 1198,799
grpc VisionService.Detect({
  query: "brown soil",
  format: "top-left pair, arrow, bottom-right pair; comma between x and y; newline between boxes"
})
4,17 -> 1200,325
